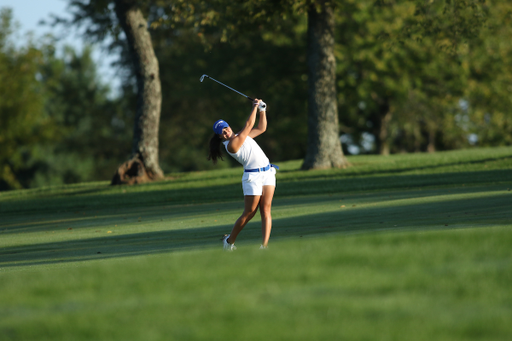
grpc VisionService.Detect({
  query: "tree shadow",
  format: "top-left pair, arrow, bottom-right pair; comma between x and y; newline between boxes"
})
0,224 -> 230,268
1,187 -> 510,268
1,184 -> 503,235
278,155 -> 512,180
2,169 -> 511,216
0,200 -> 232,234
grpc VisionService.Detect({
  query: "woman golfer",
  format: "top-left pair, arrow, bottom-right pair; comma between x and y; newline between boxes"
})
208,99 -> 277,251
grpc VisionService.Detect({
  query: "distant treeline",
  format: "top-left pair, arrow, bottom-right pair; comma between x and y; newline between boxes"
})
1,1 -> 511,190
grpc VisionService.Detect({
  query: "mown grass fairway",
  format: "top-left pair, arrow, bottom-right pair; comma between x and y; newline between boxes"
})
1,147 -> 512,340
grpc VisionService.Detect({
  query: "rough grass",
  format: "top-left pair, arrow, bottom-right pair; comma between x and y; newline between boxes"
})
1,146 -> 512,340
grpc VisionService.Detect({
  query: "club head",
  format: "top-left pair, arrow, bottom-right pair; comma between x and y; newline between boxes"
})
200,74 -> 208,82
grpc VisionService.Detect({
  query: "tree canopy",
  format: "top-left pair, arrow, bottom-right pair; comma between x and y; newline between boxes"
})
1,0 -> 512,189
0,8 -> 131,190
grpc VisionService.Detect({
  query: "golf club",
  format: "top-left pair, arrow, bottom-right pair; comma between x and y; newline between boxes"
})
200,74 -> 266,110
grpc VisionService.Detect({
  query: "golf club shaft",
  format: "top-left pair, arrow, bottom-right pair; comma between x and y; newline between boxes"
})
206,76 -> 254,101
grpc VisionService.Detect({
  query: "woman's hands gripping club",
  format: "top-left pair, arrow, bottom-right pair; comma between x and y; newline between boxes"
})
253,99 -> 266,112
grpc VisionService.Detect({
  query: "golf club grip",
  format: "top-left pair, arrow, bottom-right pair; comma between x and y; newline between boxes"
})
247,97 -> 254,101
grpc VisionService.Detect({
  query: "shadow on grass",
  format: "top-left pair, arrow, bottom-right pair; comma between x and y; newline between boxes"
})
0,184 -> 505,235
0,201 -> 235,235
1,169 -> 511,216
279,155 -> 512,178
1,187 -> 510,268
0,225 -> 230,268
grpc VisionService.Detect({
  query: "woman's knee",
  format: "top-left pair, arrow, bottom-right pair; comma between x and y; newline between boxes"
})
259,205 -> 271,219
243,207 -> 258,220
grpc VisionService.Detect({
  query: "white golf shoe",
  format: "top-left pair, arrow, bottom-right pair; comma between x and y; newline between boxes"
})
222,234 -> 236,251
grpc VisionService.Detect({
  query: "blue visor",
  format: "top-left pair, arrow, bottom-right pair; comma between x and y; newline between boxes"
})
213,119 -> 229,135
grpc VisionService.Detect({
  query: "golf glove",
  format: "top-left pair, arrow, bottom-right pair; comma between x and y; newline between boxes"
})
258,101 -> 267,112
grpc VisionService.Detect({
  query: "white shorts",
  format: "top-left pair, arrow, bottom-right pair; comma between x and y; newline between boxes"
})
242,167 -> 276,196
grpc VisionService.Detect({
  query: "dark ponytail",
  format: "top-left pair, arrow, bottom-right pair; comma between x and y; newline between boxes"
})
208,134 -> 224,164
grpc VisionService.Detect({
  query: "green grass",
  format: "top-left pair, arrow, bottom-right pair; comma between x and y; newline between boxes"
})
1,146 -> 512,340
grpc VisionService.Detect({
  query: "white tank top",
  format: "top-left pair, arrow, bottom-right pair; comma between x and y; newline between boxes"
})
223,136 -> 269,170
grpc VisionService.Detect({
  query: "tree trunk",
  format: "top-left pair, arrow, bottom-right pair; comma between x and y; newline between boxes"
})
427,128 -> 436,153
302,0 -> 348,170
370,97 -> 391,155
378,110 -> 392,155
112,0 -> 163,184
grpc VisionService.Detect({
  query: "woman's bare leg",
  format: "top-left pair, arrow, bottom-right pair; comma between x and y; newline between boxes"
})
228,195 -> 260,244
260,185 -> 275,247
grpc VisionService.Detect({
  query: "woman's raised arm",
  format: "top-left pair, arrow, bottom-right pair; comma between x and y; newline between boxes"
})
227,99 -> 261,153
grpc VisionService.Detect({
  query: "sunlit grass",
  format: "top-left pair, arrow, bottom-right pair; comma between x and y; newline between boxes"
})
1,146 -> 512,340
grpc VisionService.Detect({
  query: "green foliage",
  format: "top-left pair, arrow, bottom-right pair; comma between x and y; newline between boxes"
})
0,8 -> 132,190
403,0 -> 490,51
39,45 -> 132,184
334,0 -> 512,154
3,0 -> 512,189
0,9 -> 58,189
463,1 -> 512,146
